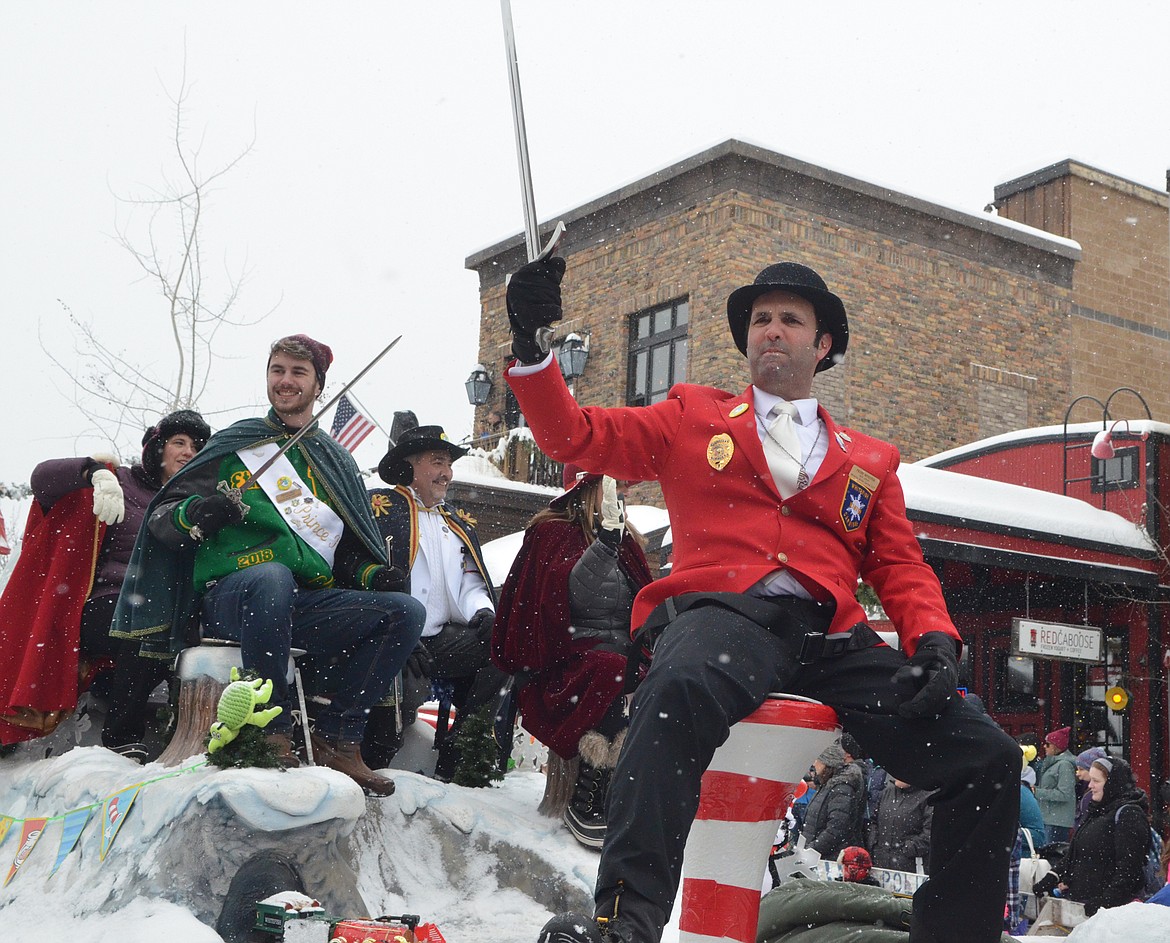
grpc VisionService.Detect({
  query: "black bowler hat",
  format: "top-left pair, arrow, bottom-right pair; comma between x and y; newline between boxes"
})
377,424 -> 468,485
725,262 -> 849,372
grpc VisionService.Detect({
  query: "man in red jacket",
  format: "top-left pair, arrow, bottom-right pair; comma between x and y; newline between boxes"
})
507,258 -> 1018,943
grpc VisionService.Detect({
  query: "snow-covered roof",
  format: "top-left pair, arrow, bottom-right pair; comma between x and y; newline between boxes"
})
492,465 -> 1155,577
918,419 -> 1170,468
452,453 -> 561,498
467,138 -> 1082,266
899,463 -> 1154,554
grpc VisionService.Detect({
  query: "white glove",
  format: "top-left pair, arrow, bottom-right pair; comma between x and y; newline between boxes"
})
90,468 -> 125,525
600,475 -> 625,536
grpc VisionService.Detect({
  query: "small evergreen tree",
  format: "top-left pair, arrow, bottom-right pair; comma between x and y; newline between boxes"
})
453,705 -> 505,788
206,723 -> 284,770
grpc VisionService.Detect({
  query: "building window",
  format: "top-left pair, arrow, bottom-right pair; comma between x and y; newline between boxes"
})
995,653 -> 1038,712
1091,445 -> 1140,493
503,357 -> 525,428
627,299 -> 689,406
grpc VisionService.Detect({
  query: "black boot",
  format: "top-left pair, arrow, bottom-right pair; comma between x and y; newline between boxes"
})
564,729 -> 625,849
434,737 -> 461,783
539,912 -> 634,943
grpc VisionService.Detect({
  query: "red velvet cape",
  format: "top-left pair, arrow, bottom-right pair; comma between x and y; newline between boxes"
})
0,491 -> 103,745
492,519 -> 652,759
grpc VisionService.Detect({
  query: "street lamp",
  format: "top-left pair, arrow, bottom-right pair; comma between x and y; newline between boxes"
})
557,332 -> 590,381
464,364 -> 493,406
1090,418 -> 1149,460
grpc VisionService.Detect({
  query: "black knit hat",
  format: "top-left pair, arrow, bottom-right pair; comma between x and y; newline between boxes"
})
377,425 -> 468,486
725,262 -> 849,371
141,409 -> 211,485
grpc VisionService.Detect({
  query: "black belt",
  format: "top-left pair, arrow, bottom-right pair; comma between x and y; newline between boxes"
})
626,591 -> 876,694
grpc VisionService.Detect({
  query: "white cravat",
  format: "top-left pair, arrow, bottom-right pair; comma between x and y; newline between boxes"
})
763,401 -> 807,499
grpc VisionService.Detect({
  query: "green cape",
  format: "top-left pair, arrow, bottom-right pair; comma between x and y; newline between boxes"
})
111,411 -> 386,659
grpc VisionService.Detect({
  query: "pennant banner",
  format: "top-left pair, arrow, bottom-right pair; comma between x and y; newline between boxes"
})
4,817 -> 46,887
49,807 -> 94,878
0,757 -> 205,875
99,785 -> 140,861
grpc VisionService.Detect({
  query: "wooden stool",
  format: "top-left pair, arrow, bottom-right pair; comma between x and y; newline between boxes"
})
678,694 -> 840,943
157,641 -> 302,767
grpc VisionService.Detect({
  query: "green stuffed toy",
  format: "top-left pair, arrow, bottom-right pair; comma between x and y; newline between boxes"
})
207,667 -> 283,754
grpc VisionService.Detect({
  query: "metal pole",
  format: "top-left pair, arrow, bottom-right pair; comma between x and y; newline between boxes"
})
500,0 -> 540,261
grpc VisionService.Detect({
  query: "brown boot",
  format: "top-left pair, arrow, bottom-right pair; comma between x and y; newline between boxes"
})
310,732 -> 395,796
265,731 -> 301,769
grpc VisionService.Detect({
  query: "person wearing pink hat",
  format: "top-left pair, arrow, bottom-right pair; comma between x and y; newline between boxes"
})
1037,726 -> 1077,842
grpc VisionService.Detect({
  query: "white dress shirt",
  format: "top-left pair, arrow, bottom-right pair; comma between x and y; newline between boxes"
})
749,387 -> 827,600
408,489 -> 494,638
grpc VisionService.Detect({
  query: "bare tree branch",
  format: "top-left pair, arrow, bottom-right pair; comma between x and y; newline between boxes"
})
42,59 -> 271,457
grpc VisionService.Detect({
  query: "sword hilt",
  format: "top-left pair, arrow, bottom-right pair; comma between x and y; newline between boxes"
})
216,479 -> 251,518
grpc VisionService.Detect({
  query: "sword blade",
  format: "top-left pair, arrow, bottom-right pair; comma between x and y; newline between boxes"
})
500,0 -> 539,261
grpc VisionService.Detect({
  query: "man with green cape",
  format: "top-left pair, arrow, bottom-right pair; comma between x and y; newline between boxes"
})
113,334 -> 425,796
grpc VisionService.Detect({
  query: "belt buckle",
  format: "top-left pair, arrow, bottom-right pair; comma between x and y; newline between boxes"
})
798,632 -> 826,664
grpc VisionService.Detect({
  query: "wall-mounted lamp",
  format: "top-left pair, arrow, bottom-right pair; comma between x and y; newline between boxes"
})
464,364 -> 493,407
557,332 -> 590,381
1090,419 -> 1148,460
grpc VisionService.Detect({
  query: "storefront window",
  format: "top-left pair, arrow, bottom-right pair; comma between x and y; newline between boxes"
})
997,653 -> 1037,710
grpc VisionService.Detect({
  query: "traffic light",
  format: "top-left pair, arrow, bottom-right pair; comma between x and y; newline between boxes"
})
1105,686 -> 1130,712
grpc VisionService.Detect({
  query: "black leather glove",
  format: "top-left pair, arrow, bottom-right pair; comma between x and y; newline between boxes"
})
186,493 -> 244,537
594,523 -> 622,549
1033,871 -> 1061,897
469,608 -> 495,643
507,256 -> 566,363
891,631 -> 960,719
405,643 -> 434,680
371,565 -> 407,593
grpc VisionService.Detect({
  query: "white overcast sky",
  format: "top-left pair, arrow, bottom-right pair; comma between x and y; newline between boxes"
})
2,1 -> 1168,483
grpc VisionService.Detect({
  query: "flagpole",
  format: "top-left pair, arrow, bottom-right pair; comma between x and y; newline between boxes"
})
345,390 -> 391,439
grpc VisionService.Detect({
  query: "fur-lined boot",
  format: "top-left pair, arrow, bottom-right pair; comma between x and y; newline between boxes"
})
564,727 -> 626,849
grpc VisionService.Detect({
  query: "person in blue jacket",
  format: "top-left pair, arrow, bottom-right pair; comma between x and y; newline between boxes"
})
1020,763 -> 1047,845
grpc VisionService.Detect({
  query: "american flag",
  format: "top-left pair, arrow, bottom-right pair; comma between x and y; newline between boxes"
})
330,394 -> 376,452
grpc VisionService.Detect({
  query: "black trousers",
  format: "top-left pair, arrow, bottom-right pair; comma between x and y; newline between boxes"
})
362,622 -> 508,768
425,622 -> 509,740
595,603 -> 1019,943
79,594 -> 168,748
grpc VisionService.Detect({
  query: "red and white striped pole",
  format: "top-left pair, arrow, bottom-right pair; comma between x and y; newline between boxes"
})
678,695 -> 840,943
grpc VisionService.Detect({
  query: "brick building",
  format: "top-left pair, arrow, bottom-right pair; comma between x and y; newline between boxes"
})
994,160 -> 1170,420
464,142 -> 1168,488
460,141 -> 1170,795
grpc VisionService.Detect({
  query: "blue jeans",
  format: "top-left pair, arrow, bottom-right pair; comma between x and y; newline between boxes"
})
201,562 -> 425,741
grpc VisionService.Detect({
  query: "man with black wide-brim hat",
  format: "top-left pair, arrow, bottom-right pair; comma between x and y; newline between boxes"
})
366,424 -> 503,781
503,257 -> 1019,943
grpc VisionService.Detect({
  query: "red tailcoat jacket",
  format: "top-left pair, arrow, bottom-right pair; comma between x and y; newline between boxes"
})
507,363 -> 960,658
